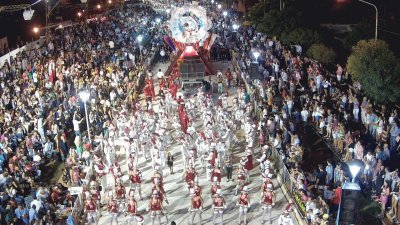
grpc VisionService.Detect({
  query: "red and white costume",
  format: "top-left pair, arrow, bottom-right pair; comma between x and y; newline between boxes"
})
85,199 -> 98,225
129,169 -> 143,199
189,189 -> 203,225
107,199 -> 119,225
148,191 -> 165,225
238,186 -> 250,224
94,161 -> 108,178
212,190 -> 226,224
126,199 -> 144,225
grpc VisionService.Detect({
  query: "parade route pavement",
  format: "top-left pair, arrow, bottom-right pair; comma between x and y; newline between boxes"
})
95,62 -> 298,225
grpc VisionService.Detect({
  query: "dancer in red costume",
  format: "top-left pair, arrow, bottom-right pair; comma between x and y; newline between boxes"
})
169,82 -> 178,99
107,199 -> 119,225
188,188 -> 203,225
126,197 -> 144,225
147,190 -> 166,225
237,186 -> 250,224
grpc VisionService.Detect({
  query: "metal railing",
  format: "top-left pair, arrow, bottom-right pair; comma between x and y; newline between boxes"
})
270,146 -> 307,219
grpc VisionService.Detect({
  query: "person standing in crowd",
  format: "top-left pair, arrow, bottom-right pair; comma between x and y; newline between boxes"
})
167,151 -> 174,175
224,153 -> 233,182
278,210 -> 294,225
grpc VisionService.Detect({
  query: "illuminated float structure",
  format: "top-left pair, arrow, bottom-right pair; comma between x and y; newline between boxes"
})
164,3 -> 216,82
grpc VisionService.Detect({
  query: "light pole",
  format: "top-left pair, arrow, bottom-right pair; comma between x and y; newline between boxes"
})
137,35 -> 143,61
336,159 -> 364,224
80,0 -> 88,22
253,51 -> 260,62
347,159 -> 363,183
79,91 -> 91,143
233,24 -> 239,31
358,0 -> 378,41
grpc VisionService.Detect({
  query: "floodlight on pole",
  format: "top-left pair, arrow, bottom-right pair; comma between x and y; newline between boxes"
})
79,91 -> 90,103
108,0 -> 112,4
97,4 -> 101,9
79,90 -> 91,143
137,35 -> 143,43
211,0 -> 214,3
217,4 -> 222,9
137,35 -> 143,61
253,51 -> 260,62
223,11 -> 228,17
346,159 -> 364,182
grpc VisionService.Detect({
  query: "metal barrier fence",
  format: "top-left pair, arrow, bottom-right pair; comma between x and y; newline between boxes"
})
270,146 -> 307,218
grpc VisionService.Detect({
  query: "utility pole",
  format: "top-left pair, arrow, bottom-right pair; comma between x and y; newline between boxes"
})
358,0 -> 378,41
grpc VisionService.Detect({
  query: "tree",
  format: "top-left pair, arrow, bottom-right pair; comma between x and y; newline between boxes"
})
281,28 -> 321,50
347,39 -> 400,103
256,8 -> 301,39
307,43 -> 336,64
248,1 -> 271,28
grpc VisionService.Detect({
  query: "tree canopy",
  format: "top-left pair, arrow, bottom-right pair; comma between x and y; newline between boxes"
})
307,43 -> 336,64
248,1 -> 302,37
347,40 -> 400,103
281,28 -> 321,50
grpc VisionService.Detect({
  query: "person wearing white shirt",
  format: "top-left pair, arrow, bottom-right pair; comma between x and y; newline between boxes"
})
156,69 -> 164,79
73,111 -> 84,136
30,197 -> 43,213
278,211 -> 294,225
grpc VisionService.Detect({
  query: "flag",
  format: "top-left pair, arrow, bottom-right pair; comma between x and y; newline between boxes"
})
164,35 -> 177,53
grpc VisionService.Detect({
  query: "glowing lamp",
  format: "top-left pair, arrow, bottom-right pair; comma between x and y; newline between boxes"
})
23,8 -> 35,20
137,35 -> 143,43
346,159 -> 364,182
79,91 -> 90,102
253,51 -> 260,61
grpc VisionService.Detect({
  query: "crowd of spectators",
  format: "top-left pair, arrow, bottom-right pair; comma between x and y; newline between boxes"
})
227,13 -> 400,224
0,0 -> 399,224
0,2 -> 169,224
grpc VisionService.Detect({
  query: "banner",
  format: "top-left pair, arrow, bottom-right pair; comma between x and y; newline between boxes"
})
164,35 -> 177,52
